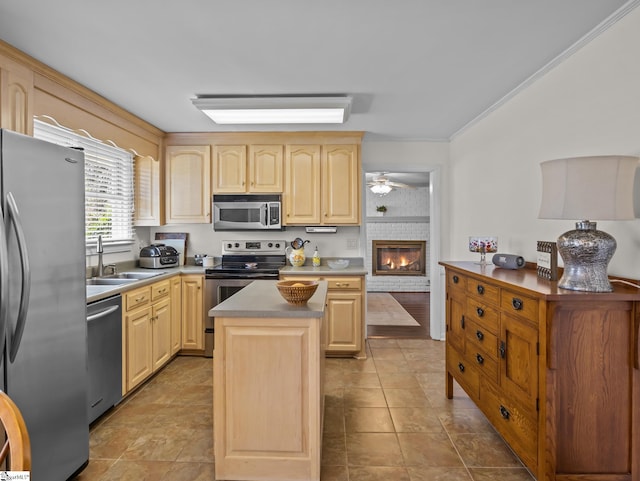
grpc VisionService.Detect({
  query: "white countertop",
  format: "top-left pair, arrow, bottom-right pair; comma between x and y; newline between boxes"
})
209,280 -> 328,318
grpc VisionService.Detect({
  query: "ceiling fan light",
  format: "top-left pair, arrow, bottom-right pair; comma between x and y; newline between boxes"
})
370,184 -> 393,195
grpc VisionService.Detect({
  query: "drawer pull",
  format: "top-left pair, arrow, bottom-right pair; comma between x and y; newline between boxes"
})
476,307 -> 484,317
458,362 -> 465,372
499,405 -> 510,420
136,296 -> 146,303
476,330 -> 484,341
335,282 -> 350,287
452,275 -> 459,284
512,298 -> 523,310
499,340 -> 506,359
476,353 -> 484,364
477,285 -> 485,295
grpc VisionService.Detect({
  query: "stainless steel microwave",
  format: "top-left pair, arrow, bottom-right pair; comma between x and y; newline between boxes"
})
213,194 -> 283,231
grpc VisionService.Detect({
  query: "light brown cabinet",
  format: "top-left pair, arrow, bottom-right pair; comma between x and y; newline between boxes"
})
181,274 -> 204,351
170,275 -> 182,355
280,274 -> 365,358
122,279 -> 173,394
283,144 -> 360,225
0,53 -> 33,135
441,261 -> 640,481
165,145 -> 211,223
134,154 -> 162,226
212,144 -> 283,193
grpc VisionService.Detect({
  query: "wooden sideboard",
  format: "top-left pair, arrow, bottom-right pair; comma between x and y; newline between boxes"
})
440,261 -> 640,481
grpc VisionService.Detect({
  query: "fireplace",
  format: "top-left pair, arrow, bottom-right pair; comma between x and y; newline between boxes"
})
372,240 -> 426,276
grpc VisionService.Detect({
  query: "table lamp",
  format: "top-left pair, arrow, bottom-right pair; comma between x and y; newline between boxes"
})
538,155 -> 639,292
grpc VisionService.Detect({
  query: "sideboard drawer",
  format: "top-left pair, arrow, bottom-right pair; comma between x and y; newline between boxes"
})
501,290 -> 538,322
446,344 -> 480,398
467,279 -> 500,305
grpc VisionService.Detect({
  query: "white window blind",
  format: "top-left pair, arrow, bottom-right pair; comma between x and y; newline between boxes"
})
34,119 -> 135,246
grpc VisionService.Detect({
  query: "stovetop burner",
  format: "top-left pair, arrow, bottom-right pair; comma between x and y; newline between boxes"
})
205,240 -> 287,279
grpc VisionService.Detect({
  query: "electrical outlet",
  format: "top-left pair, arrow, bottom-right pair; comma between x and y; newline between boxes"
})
347,238 -> 358,249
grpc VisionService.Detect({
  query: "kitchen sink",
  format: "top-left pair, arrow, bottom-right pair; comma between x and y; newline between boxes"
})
86,278 -> 139,286
109,271 -> 162,280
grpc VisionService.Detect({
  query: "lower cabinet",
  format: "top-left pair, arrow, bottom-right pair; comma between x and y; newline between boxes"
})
181,274 -> 204,351
122,278 -> 173,394
280,274 -> 365,358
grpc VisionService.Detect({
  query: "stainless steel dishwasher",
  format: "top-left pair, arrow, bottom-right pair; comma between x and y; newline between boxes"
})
87,294 -> 122,424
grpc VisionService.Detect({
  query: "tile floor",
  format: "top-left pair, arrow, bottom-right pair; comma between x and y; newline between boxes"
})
75,339 -> 534,481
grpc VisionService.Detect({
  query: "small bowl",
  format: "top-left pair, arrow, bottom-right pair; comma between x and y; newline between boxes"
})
276,280 -> 319,305
327,259 -> 350,270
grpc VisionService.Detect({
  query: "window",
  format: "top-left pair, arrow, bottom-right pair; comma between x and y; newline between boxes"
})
34,118 -> 135,246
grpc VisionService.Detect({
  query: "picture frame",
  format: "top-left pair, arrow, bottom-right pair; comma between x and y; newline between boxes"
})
536,241 -> 558,280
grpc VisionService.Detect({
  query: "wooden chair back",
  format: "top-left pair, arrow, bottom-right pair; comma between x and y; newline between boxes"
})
0,390 -> 31,471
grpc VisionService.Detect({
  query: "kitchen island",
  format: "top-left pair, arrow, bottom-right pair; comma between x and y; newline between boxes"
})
209,280 -> 328,481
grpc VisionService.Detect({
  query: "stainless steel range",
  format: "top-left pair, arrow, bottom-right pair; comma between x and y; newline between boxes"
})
204,240 -> 286,357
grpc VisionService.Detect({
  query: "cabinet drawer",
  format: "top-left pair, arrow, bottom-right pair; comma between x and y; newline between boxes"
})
125,286 -> 151,311
446,344 -> 480,398
447,271 -> 466,293
500,290 -> 538,322
465,298 -> 499,334
466,279 -> 499,305
466,346 -> 499,384
465,318 -> 498,361
151,280 -> 170,301
327,277 -> 361,290
479,378 -> 537,471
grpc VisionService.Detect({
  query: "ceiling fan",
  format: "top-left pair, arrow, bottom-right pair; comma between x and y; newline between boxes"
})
367,173 -> 413,195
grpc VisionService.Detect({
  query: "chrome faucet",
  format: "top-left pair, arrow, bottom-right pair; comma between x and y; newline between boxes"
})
97,235 -> 104,277
96,235 -> 117,277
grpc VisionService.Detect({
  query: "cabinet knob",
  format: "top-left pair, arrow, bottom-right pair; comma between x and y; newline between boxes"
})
477,285 -> 485,295
458,362 -> 465,372
476,353 -> 484,364
511,298 -> 523,310
499,405 -> 510,420
452,275 -> 459,284
476,330 -> 484,341
476,307 -> 484,317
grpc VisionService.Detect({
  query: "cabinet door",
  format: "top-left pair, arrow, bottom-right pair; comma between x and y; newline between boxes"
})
166,145 -> 211,223
212,145 -> 247,193
325,292 -> 362,353
249,144 -> 283,192
170,276 -> 182,355
181,275 -> 204,350
322,144 -> 360,224
284,145 -> 320,224
0,55 -> 34,135
126,307 -> 153,392
134,154 -> 162,226
446,294 -> 465,354
152,298 -> 172,371
499,314 -> 538,409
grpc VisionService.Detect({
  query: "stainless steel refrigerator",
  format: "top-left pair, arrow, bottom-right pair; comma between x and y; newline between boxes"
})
0,129 -> 89,479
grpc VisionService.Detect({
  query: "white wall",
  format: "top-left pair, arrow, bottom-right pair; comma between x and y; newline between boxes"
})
448,6 -> 640,279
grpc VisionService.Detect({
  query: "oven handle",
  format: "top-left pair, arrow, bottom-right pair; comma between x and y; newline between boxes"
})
206,273 -> 279,280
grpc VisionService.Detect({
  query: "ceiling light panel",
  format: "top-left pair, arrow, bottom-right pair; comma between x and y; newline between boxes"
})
192,96 -> 352,125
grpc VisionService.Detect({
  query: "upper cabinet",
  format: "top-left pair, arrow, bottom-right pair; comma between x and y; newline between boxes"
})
0,54 -> 34,135
284,143 -> 360,225
134,154 -> 163,226
212,144 -> 283,193
165,145 -> 211,224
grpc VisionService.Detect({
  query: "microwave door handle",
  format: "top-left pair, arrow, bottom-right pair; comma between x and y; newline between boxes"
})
262,203 -> 269,226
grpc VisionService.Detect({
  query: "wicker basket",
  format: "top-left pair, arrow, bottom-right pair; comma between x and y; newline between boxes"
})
276,280 -> 319,305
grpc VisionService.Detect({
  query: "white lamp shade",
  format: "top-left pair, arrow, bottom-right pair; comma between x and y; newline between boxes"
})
538,155 -> 639,220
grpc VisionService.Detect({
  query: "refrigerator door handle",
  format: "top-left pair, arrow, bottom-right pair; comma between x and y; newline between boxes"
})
6,192 -> 31,362
0,202 -> 9,361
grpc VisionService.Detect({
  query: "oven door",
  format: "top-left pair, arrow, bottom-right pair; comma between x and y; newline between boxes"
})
204,277 -> 255,357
